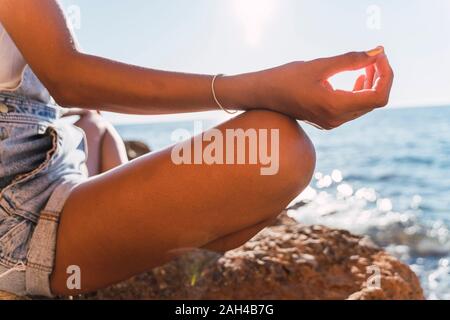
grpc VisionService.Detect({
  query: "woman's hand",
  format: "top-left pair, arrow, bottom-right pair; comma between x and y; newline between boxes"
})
236,47 -> 394,130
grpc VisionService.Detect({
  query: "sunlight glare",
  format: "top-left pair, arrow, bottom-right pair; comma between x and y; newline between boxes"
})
232,0 -> 278,46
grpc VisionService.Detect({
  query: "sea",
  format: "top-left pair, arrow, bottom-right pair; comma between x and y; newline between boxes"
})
115,106 -> 450,300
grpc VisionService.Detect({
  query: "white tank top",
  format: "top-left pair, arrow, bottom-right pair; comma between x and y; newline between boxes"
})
0,22 -> 51,104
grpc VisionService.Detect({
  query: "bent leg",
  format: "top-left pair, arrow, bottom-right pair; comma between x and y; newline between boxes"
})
100,123 -> 129,172
201,216 -> 278,253
74,111 -> 128,176
50,110 -> 316,295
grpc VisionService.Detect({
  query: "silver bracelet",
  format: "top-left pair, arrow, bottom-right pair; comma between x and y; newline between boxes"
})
211,74 -> 238,115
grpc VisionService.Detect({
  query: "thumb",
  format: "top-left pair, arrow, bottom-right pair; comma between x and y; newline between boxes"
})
319,46 -> 384,78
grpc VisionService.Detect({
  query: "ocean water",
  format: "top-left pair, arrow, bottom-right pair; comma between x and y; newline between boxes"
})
116,106 -> 450,300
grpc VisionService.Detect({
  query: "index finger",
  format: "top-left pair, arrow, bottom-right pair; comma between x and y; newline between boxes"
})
316,46 -> 384,79
331,54 -> 394,111
373,53 -> 394,101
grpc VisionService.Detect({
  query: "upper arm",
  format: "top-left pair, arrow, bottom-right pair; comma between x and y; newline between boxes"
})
0,0 -> 80,96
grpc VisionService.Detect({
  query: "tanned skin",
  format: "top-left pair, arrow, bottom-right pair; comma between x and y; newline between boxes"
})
0,0 -> 393,295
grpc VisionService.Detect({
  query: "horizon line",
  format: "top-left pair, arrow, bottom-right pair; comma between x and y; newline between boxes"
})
104,103 -> 450,126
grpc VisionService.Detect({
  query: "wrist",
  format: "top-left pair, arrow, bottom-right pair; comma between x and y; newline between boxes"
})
214,72 -> 264,112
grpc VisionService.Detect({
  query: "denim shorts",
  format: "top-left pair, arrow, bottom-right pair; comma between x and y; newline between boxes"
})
0,92 -> 88,297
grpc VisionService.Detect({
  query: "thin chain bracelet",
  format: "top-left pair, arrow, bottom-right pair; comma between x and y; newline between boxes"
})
211,74 -> 238,115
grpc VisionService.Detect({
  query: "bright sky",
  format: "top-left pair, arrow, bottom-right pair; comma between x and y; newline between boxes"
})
59,0 -> 450,123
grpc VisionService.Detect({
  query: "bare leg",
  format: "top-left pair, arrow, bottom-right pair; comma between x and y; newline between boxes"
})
202,216 -> 278,253
100,122 -> 129,172
50,110 -> 316,295
74,111 -> 128,176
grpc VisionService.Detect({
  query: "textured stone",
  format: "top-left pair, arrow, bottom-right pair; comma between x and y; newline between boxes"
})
84,213 -> 424,300
124,140 -> 152,160
0,291 -> 28,300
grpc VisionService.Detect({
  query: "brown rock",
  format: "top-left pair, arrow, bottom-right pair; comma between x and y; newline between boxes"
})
83,213 -> 424,300
124,140 -> 152,160
0,291 -> 28,300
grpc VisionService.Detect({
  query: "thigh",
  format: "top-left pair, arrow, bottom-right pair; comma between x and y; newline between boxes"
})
50,110 -> 315,295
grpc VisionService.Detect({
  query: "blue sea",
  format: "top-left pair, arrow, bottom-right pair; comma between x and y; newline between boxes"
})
115,106 -> 450,300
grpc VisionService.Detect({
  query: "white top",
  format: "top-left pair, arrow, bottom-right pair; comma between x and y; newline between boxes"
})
0,23 -> 26,91
0,22 -> 51,103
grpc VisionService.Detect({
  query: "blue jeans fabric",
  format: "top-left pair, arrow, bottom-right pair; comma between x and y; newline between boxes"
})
0,91 -> 88,297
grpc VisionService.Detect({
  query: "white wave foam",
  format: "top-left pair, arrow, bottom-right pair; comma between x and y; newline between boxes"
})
288,180 -> 450,257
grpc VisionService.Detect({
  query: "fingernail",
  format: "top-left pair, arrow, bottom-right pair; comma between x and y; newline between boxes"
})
366,46 -> 384,57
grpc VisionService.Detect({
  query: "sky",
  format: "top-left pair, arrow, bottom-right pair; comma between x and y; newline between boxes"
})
59,0 -> 450,123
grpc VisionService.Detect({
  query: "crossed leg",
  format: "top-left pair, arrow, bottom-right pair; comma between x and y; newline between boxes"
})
50,110 -> 316,295
73,110 -> 129,176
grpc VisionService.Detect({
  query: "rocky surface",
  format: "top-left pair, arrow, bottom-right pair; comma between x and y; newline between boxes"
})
0,291 -> 26,300
82,213 -> 424,300
124,140 -> 152,160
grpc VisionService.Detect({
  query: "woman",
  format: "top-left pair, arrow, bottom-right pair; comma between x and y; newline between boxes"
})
0,0 -> 393,297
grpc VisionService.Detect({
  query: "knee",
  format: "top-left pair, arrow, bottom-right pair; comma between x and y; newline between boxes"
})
74,111 -> 107,135
239,110 -> 316,202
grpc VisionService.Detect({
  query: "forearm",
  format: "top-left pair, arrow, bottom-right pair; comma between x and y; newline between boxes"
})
0,0 -> 263,115
55,53 -> 260,115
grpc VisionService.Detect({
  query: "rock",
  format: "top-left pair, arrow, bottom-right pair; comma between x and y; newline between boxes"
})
124,140 -> 152,160
83,213 -> 424,300
0,291 -> 28,300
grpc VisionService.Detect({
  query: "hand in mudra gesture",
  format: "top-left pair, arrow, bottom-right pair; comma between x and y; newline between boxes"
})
249,46 -> 394,130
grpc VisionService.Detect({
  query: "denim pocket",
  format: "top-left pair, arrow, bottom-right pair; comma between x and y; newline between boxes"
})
0,124 -> 58,222
1,121 -> 87,223
0,219 -> 33,267
0,122 -> 54,190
